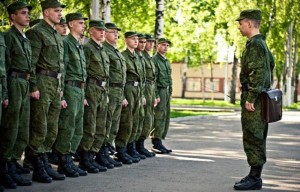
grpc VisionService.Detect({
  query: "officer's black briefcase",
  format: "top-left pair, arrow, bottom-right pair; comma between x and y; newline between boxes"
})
261,89 -> 282,123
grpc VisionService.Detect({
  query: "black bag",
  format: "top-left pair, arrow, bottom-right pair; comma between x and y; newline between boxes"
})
261,89 -> 282,123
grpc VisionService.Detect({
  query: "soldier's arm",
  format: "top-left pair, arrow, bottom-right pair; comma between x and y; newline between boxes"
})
2,33 -> 13,101
61,40 -> 69,101
169,61 -> 173,95
153,57 -> 159,99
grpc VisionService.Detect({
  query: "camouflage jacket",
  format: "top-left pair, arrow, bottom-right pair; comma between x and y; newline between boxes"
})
121,48 -> 143,84
0,32 -> 7,99
142,50 -> 156,82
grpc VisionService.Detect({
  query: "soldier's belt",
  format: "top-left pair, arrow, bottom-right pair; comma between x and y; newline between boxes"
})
126,81 -> 139,87
109,82 -> 124,88
9,71 -> 30,81
87,77 -> 106,87
146,79 -> 155,85
158,86 -> 169,89
37,68 -> 61,80
65,80 -> 85,89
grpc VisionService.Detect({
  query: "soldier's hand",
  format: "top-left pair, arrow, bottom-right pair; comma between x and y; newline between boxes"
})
154,98 -> 160,107
61,100 -> 67,109
143,98 -> 146,106
60,91 -> 64,98
30,90 -> 40,100
245,101 -> 255,112
84,99 -> 89,106
2,99 -> 8,108
122,99 -> 128,107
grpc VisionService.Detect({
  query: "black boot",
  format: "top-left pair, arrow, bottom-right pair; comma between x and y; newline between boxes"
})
15,161 -> 30,174
151,138 -> 167,154
158,139 -> 172,153
107,143 -> 116,155
31,155 -> 52,183
234,166 -> 263,190
0,185 -> 4,192
48,151 -> 59,165
69,153 -> 88,176
57,154 -> 79,177
127,142 -> 145,160
103,146 -> 122,167
136,139 -> 155,157
79,151 -> 99,173
0,160 -> 17,189
114,147 -> 132,164
88,151 -> 108,171
95,148 -> 114,169
42,153 -> 66,180
8,160 -> 32,186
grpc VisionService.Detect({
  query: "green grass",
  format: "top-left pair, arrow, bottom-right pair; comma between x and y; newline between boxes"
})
170,110 -> 214,118
286,102 -> 300,110
171,98 -> 240,108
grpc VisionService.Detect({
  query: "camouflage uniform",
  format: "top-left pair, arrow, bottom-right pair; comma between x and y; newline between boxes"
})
0,33 -> 5,112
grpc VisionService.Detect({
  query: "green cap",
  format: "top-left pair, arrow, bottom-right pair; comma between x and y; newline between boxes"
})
89,20 -> 106,30
124,31 -> 138,38
145,34 -> 155,41
137,33 -> 146,39
58,17 -> 66,24
236,9 -> 262,21
105,22 -> 121,31
41,0 -> 65,11
7,1 -> 32,15
66,13 -> 88,23
157,38 -> 171,45
29,19 -> 42,27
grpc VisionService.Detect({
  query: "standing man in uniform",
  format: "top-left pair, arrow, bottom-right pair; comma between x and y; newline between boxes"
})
99,22 -> 125,168
136,34 -> 156,157
25,0 -> 66,183
0,1 -> 33,188
54,13 -> 88,178
234,9 -> 273,190
151,38 -> 173,154
78,20 -> 110,172
55,18 -> 67,37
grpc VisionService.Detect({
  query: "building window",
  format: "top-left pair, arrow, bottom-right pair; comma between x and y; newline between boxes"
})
186,77 -> 201,92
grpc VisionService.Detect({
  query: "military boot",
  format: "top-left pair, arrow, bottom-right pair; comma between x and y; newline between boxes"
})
234,166 -> 263,190
107,143 -> 116,155
8,160 -> 32,186
57,154 -> 79,177
42,153 -> 65,180
103,146 -> 122,167
95,148 -> 114,169
0,185 -> 4,192
127,142 -> 145,160
31,155 -> 52,183
158,139 -> 172,153
136,139 -> 155,157
48,151 -> 59,165
0,160 -> 17,189
69,153 -> 88,176
151,138 -> 167,154
15,161 -> 30,174
79,151 -> 99,173
89,151 -> 109,171
114,147 -> 132,164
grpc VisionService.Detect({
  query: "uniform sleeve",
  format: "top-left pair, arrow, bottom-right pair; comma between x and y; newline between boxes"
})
61,40 -> 69,100
169,62 -> 173,95
2,33 -> 13,100
83,45 -> 91,70
0,35 -> 7,100
153,57 -> 159,98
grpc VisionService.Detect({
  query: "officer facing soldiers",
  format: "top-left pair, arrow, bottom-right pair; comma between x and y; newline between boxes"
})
78,20 -> 110,172
0,1 -> 33,189
234,9 -> 274,190
55,18 -> 67,37
54,12 -> 88,178
25,0 -> 66,183
151,38 -> 173,154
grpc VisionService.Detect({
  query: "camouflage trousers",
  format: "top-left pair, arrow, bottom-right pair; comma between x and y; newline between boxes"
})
55,84 -> 85,154
0,78 -> 30,161
105,87 -> 124,146
79,84 -> 108,153
115,84 -> 140,147
28,75 -> 61,155
241,92 -> 268,167
138,82 -> 155,141
151,87 -> 171,140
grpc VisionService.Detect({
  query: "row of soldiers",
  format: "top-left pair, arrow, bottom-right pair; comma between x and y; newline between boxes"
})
0,0 -> 173,191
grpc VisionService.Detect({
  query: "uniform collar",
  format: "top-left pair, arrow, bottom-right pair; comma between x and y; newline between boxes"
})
89,39 -> 102,50
40,19 -> 57,34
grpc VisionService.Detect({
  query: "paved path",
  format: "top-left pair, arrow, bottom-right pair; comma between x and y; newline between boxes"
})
11,111 -> 300,192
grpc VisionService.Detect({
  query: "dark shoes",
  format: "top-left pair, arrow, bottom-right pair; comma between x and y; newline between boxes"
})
78,151 -> 100,173
8,161 -> 32,186
31,155 -> 52,183
114,147 -> 133,165
15,161 -> 30,174
42,154 -> 66,180
136,139 -> 155,157
151,138 -> 172,154
234,176 -> 262,190
0,161 -> 17,189
95,147 -> 114,169
57,154 -> 79,177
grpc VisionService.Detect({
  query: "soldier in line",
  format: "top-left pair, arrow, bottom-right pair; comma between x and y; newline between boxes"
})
114,31 -> 144,164
234,9 -> 274,190
0,31 -> 5,192
55,18 -> 67,37
100,22 -> 125,168
0,1 -> 33,189
54,13 -> 88,178
25,0 -> 66,183
77,20 -> 110,172
150,38 -> 173,154
136,34 -> 157,157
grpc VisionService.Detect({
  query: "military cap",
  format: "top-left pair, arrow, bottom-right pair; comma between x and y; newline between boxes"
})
58,17 -> 66,24
145,34 -> 155,41
66,13 -> 88,23
105,22 -> 121,31
137,33 -> 146,39
41,0 -> 65,11
29,19 -> 42,27
236,9 -> 262,21
124,31 -> 138,38
7,1 -> 32,15
89,20 -> 106,30
157,38 -> 171,45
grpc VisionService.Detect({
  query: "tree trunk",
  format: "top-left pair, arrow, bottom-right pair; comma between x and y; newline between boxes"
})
101,0 -> 111,22
210,61 -> 214,100
155,0 -> 164,39
230,55 -> 238,104
293,32 -> 299,102
90,0 -> 100,19
284,22 -> 293,106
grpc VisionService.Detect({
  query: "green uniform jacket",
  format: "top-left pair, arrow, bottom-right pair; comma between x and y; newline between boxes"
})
122,49 -> 143,84
103,41 -> 126,85
0,32 -> 7,99
142,50 -> 156,97
26,20 -> 64,92
137,52 -> 146,96
152,53 -> 172,97
240,34 -> 272,103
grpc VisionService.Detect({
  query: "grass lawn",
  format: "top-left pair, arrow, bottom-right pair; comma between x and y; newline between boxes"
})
170,110 -> 216,118
171,98 -> 240,108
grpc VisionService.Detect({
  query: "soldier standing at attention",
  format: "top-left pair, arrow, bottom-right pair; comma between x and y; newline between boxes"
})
0,1 -> 33,189
136,34 -> 156,157
234,9 -> 273,190
25,0 -> 66,183
55,18 -> 67,37
78,20 -> 110,172
54,12 -> 88,178
100,22 -> 125,168
151,38 -> 173,154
